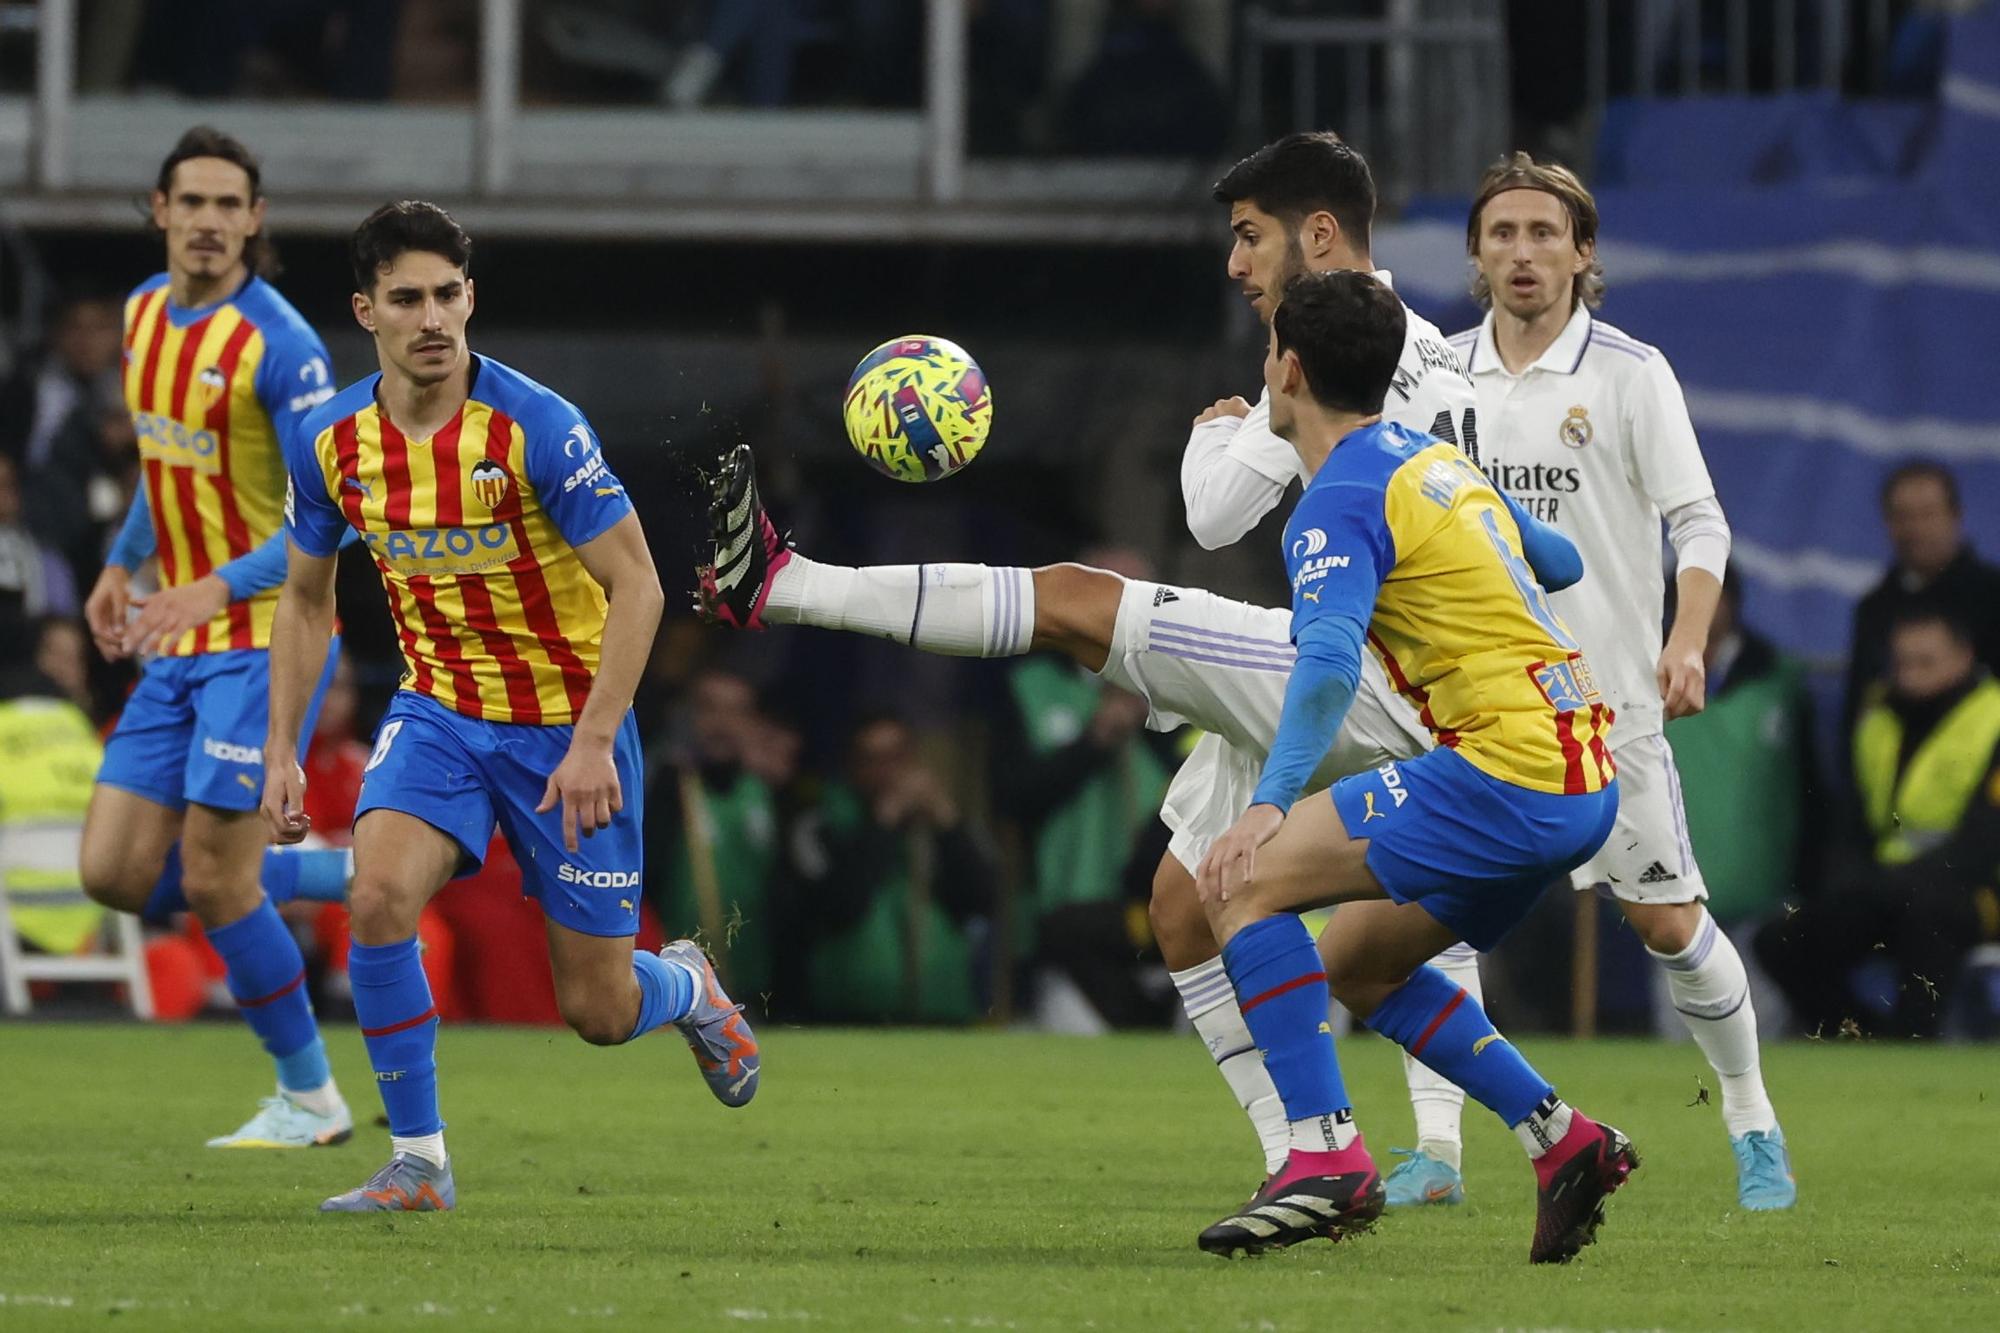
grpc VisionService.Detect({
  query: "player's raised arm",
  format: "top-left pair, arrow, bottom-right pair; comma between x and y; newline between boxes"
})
1181,396 -> 1293,549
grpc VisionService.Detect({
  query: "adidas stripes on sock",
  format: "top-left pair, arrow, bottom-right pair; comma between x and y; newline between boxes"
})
1650,909 -> 1778,1137
1170,956 -> 1289,1175
764,555 -> 1035,657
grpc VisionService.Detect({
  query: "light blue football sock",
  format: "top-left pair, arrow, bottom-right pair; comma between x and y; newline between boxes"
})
260,845 -> 352,904
628,949 -> 696,1040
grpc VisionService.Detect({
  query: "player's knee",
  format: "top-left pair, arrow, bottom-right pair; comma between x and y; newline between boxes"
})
77,846 -> 151,914
346,873 -> 419,946
1626,899 -> 1704,955
1030,563 -> 1121,658
176,840 -> 258,919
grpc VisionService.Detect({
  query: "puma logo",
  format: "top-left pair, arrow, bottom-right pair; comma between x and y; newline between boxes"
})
1362,792 -> 1385,822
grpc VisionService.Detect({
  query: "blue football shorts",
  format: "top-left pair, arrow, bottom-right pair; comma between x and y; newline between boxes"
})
97,638 -> 342,814
354,690 -> 645,939
1329,746 -> 1618,951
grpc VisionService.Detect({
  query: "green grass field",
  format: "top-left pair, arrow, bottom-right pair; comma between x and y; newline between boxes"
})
1,1024 -> 1994,1332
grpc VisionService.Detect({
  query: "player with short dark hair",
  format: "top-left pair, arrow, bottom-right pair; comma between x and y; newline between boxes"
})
1191,269 -> 1635,1262
266,200 -> 757,1213
78,126 -> 356,1150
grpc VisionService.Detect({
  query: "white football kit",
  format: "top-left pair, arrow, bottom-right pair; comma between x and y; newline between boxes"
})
1450,305 -> 1732,904
1135,278 -> 1473,870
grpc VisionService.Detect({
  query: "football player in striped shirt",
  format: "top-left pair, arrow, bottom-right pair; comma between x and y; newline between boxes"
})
79,127 -> 355,1149
264,202 -> 757,1213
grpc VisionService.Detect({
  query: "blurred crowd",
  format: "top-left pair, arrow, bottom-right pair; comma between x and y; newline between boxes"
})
20,1 -> 1949,166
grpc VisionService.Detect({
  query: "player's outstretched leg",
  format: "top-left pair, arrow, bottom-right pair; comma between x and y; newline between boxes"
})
659,940 -> 760,1106
697,442 -> 1132,667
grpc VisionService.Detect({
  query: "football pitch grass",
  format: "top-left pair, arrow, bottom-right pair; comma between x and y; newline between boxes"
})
2,1024 -> 1994,1331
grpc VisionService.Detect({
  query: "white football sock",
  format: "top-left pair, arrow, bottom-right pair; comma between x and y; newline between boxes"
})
1400,942 -> 1479,1171
392,1131 -> 448,1168
1649,909 -> 1778,1137
1289,1109 -> 1359,1155
282,1078 -> 343,1120
1512,1094 -> 1575,1160
764,554 -> 1034,657
1171,957 -> 1289,1175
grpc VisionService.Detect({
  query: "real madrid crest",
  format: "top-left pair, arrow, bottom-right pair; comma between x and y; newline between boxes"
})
195,365 -> 229,413
470,458 -> 511,509
1559,404 -> 1593,449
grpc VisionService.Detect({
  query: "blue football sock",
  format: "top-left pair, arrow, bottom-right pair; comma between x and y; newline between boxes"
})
629,950 -> 695,1041
1367,963 -> 1553,1128
1221,915 -> 1349,1121
206,897 -> 326,1093
261,846 -> 352,904
348,938 -> 443,1138
140,845 -> 187,924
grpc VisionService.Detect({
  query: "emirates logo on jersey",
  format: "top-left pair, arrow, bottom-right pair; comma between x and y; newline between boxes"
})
470,459 -> 510,510
195,365 -> 228,413
1559,404 -> 1594,449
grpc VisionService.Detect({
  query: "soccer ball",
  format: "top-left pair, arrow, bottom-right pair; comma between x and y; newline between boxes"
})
842,335 -> 993,483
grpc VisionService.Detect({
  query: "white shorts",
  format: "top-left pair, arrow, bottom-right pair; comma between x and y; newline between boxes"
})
1570,731 -> 1708,905
1093,580 -> 1429,873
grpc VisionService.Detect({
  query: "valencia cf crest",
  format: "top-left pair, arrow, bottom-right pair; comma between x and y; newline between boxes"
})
1559,404 -> 1594,449
195,365 -> 228,413
470,459 -> 511,509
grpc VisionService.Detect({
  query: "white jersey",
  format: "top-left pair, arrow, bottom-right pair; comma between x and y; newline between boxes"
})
1449,306 -> 1718,738
1182,272 -> 1478,547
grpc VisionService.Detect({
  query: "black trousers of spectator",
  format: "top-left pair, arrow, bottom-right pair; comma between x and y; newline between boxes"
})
1754,876 -> 1984,1038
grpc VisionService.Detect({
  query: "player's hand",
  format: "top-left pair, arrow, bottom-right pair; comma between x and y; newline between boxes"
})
122,575 -> 230,657
84,565 -> 134,659
1193,396 -> 1252,427
261,756 -> 312,845
538,737 -> 623,854
1196,803 -> 1285,906
1657,642 -> 1707,719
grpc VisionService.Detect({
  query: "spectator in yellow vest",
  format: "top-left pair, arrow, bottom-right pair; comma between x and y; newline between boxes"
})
1757,607 -> 2000,1037
0,614 -> 108,959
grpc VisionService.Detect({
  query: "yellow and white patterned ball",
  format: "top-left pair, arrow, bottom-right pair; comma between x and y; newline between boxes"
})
841,335 -> 993,483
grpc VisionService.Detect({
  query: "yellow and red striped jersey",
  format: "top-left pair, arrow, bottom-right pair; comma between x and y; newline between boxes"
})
286,356 -> 633,727
122,273 -> 333,655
